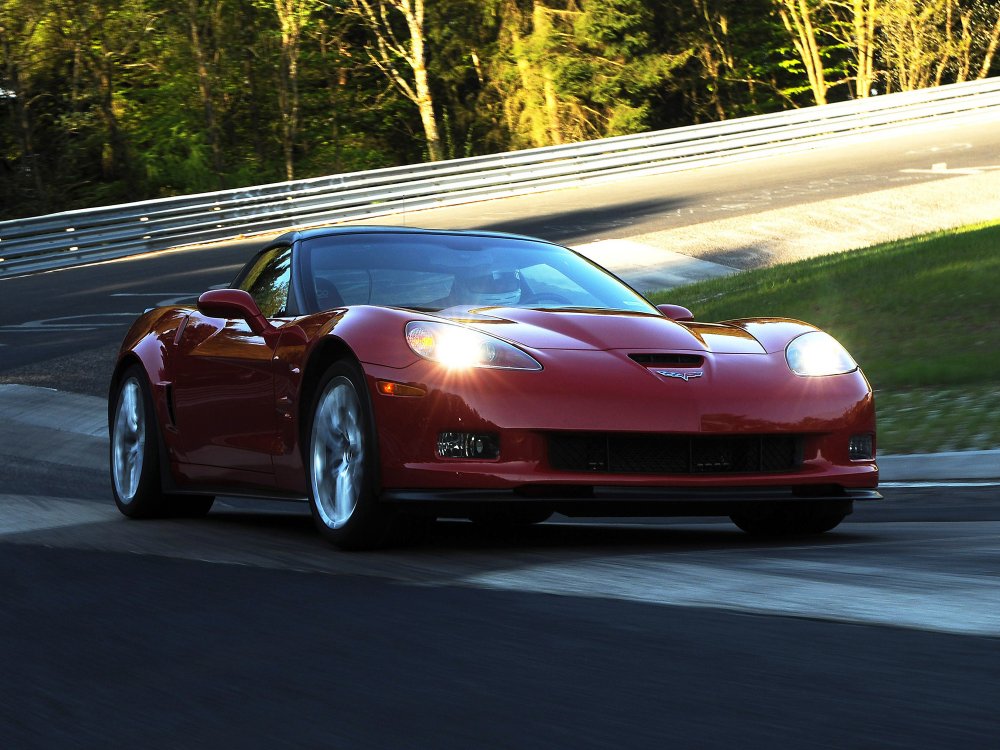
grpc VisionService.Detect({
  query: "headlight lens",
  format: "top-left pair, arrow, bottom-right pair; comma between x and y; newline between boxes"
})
785,331 -> 858,377
405,321 -> 542,371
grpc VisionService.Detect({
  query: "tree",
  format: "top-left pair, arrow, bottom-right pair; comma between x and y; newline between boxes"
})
878,0 -> 1000,91
183,0 -> 226,180
669,0 -> 796,122
773,0 -> 841,105
423,0 -> 499,158
773,0 -> 1000,101
54,0 -> 158,187
489,1 -> 691,148
349,0 -> 444,161
270,0 -> 319,179
4,0 -> 999,221
831,0 -> 879,97
0,0 -> 50,207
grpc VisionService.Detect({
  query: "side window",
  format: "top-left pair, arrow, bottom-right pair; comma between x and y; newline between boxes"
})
238,246 -> 292,318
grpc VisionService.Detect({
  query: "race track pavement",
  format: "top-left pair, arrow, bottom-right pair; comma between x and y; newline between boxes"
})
3,384 -> 1000,747
3,383 -> 999,636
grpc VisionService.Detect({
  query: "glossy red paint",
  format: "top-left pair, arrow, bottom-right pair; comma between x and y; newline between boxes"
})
114,303 -> 877,495
361,349 -> 876,491
171,311 -> 276,474
111,228 -> 878,517
197,289 -> 274,335
656,303 -> 695,321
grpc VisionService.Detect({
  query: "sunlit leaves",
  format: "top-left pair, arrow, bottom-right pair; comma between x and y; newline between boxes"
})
2,0 -> 998,220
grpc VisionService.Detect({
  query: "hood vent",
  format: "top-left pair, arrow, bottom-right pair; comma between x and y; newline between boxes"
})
629,353 -> 704,367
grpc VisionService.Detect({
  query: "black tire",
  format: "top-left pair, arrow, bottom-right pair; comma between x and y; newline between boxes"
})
306,360 -> 407,550
110,366 -> 214,519
730,501 -> 849,537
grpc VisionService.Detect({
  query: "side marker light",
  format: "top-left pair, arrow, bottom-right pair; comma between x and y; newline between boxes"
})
376,380 -> 426,397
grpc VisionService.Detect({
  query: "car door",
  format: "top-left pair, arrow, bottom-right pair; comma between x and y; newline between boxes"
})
170,245 -> 294,478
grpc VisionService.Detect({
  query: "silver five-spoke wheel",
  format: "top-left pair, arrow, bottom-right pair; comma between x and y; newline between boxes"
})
307,361 -> 411,549
311,376 -> 366,529
112,377 -> 146,504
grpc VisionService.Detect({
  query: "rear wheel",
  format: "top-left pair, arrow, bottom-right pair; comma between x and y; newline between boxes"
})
730,501 -> 849,536
110,367 -> 214,518
307,360 -> 407,550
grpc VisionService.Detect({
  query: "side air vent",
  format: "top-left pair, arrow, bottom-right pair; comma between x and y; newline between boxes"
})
165,383 -> 177,427
629,353 -> 704,367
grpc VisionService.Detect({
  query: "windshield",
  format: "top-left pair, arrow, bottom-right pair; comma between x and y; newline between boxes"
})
298,232 -> 657,315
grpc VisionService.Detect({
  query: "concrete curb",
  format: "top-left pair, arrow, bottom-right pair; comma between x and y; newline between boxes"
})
879,450 -> 1000,482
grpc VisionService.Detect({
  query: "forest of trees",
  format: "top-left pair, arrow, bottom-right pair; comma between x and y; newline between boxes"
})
2,0 -> 999,220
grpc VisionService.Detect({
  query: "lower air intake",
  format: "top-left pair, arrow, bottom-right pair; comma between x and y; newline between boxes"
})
548,433 -> 802,475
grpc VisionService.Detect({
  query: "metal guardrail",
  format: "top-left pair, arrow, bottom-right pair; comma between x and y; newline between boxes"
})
2,77 -> 999,278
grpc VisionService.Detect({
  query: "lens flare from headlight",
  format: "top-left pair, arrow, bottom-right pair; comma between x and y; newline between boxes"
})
785,331 -> 858,377
405,321 -> 541,371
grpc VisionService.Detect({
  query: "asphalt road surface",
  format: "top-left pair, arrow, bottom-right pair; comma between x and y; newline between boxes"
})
2,426 -> 999,748
2,115 -> 1000,748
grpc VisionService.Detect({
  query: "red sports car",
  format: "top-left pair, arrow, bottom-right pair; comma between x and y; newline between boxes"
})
109,226 -> 879,549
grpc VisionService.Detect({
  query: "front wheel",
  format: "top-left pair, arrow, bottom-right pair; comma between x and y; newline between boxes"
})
307,361 -> 407,550
730,501 -> 849,537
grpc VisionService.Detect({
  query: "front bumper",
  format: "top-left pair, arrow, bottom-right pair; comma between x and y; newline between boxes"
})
365,347 -> 879,492
382,485 -> 882,518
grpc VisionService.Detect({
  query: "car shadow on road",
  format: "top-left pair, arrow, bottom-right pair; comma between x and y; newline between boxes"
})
475,196 -> 690,244
199,505 -> 879,563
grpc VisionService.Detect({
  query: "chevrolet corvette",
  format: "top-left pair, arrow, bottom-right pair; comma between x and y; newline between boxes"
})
109,226 -> 879,548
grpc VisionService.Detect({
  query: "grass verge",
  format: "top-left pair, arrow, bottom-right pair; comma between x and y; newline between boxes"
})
647,220 -> 1000,454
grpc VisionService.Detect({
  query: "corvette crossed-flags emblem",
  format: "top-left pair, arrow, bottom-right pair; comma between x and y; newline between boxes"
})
655,370 -> 704,382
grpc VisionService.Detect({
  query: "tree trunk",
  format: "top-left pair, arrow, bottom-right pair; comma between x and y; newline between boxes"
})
978,10 -> 1000,79
275,0 -> 310,181
777,0 -> 828,105
851,0 -> 877,97
541,66 -> 562,146
186,0 -> 224,182
404,1 -> 443,161
414,65 -> 443,161
2,43 -> 47,204
350,0 -> 443,161
95,61 -> 130,187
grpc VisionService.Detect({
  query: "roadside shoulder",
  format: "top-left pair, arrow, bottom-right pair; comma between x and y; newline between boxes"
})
880,449 -> 1000,482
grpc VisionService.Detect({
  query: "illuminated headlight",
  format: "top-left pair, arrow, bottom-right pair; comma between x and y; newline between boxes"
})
785,331 -> 858,377
405,321 -> 541,371
438,432 -> 500,459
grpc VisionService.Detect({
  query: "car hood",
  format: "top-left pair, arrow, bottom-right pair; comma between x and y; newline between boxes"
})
439,307 -> 768,354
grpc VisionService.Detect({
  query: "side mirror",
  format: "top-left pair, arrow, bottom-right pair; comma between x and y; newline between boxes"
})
656,303 -> 695,322
197,289 -> 274,334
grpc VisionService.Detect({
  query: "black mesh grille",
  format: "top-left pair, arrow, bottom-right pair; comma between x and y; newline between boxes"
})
548,433 -> 802,475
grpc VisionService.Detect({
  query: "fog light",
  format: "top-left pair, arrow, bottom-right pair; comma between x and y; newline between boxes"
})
849,434 -> 874,460
437,432 -> 499,459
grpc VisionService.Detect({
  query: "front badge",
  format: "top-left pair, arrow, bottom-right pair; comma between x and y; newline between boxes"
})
655,370 -> 704,382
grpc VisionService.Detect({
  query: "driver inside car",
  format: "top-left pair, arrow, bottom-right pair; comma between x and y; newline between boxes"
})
461,268 -> 522,307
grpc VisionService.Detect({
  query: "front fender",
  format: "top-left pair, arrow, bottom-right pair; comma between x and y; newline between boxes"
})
724,318 -> 821,354
109,306 -> 191,427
